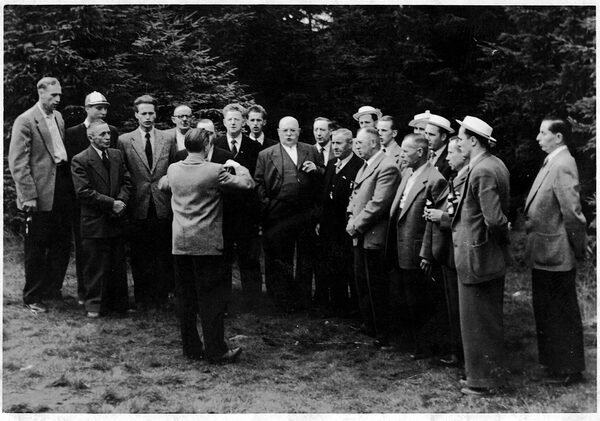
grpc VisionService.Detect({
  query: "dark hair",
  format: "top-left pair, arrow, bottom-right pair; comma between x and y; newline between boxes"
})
379,115 -> 397,131
133,95 -> 157,112
247,104 -> 267,119
464,128 -> 491,150
543,116 -> 571,144
184,128 -> 210,152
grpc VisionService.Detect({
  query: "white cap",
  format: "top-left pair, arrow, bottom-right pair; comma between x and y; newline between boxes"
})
85,91 -> 109,107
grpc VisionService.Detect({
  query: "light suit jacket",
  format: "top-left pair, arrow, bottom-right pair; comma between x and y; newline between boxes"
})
8,105 -> 66,211
118,128 -> 177,220
383,140 -> 402,169
524,147 -> 586,271
346,152 -> 400,250
451,151 -> 512,284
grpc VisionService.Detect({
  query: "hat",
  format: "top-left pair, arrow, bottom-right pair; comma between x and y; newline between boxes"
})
426,114 -> 455,134
85,91 -> 109,107
353,105 -> 382,121
456,116 -> 497,144
408,110 -> 431,128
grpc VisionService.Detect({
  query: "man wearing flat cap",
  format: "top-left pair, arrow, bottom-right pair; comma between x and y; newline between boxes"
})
424,114 -> 455,180
408,110 -> 431,135
66,91 -> 120,303
453,116 -> 512,396
353,105 -> 382,130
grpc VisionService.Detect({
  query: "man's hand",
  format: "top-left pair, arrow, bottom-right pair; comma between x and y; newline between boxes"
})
112,200 -> 126,215
315,223 -> 320,236
22,199 -> 37,213
346,221 -> 358,237
420,258 -> 432,274
424,208 -> 443,223
301,160 -> 317,173
157,175 -> 170,191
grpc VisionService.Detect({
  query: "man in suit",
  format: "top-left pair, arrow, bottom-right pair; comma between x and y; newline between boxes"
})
9,77 -> 72,313
346,127 -> 400,347
71,120 -> 132,318
313,117 -> 334,167
165,128 -> 253,363
408,110 -> 431,135
453,116 -> 512,395
255,116 -> 323,312
214,103 -> 263,308
118,94 -> 177,310
424,114 -> 455,180
65,91 -> 120,304
314,128 -> 363,315
168,104 -> 193,151
525,116 -> 587,386
421,137 -> 468,367
247,104 -> 277,149
386,133 -> 447,357
377,115 -> 402,169
353,105 -> 382,129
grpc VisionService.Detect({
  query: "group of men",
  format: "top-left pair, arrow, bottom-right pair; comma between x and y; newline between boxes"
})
8,77 -> 588,384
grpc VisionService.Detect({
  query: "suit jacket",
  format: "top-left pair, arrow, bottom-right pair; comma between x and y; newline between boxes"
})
71,146 -> 132,238
386,162 -> 447,269
167,155 -> 255,255
524,147 -> 586,271
452,151 -> 512,284
318,153 -> 363,241
383,140 -> 402,169
214,134 -> 261,176
117,128 -> 177,220
65,122 -> 119,161
432,144 -> 454,180
255,142 -> 322,223
347,152 -> 400,250
8,105 -> 67,211
420,168 -> 468,268
252,135 -> 277,150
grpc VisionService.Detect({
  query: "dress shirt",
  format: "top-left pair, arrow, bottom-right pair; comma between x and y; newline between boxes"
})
175,130 -> 186,151
281,143 -> 298,165
206,144 -> 214,162
335,153 -> 353,173
250,133 -> 264,146
37,103 -> 67,163
316,141 -> 331,163
227,133 -> 243,152
430,143 -> 447,164
399,163 -> 426,210
90,144 -> 105,159
546,145 -> 567,165
139,127 -> 155,154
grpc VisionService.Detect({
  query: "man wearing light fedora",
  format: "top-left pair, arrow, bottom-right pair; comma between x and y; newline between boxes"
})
424,114 -> 455,180
66,91 -> 120,304
408,110 -> 431,135
453,116 -> 512,396
353,105 -> 382,129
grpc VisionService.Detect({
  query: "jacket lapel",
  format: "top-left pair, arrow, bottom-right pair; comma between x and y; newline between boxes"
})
88,147 -> 110,187
524,151 -> 564,212
269,144 -> 284,178
108,149 -> 119,195
296,143 -> 309,169
354,152 -> 384,185
454,152 -> 489,221
132,131 -> 151,172
32,106 -> 56,157
153,130 -> 168,172
399,163 -> 430,220
390,167 -> 411,217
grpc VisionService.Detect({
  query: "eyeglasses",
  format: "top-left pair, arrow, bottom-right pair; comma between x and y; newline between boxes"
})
174,115 -> 192,119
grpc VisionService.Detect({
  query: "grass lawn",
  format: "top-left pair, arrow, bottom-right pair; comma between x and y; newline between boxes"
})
2,230 -> 597,413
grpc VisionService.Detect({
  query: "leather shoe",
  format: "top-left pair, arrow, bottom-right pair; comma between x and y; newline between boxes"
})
209,347 -> 242,364
86,311 -> 100,318
461,386 -> 493,396
24,302 -> 47,313
543,372 -> 584,386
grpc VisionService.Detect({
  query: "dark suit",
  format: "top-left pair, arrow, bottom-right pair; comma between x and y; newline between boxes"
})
314,153 -> 363,313
251,135 -> 277,150
65,122 -> 119,300
8,104 -> 73,303
432,144 -> 453,180
71,146 -> 132,313
255,142 -> 323,311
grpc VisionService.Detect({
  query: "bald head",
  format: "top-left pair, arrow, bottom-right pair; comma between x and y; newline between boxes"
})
278,116 -> 300,146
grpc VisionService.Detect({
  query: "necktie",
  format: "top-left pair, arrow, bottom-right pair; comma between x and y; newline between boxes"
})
335,159 -> 342,174
145,133 -> 153,169
231,139 -> 238,157
319,146 -> 325,164
428,150 -> 435,162
101,149 -> 110,170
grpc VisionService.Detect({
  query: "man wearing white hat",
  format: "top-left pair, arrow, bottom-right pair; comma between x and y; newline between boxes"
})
408,110 -> 431,135
66,91 -> 120,304
452,116 -> 512,395
424,114 -> 454,180
353,105 -> 382,129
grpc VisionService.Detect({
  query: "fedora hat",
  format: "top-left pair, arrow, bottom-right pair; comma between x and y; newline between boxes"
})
85,91 -> 110,107
456,116 -> 497,144
353,105 -> 382,121
408,110 -> 431,128
426,114 -> 455,134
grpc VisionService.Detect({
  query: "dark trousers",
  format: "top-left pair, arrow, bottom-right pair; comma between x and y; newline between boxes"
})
72,206 -> 85,301
399,268 -> 436,348
224,236 -> 262,305
263,211 -> 314,311
314,236 -> 356,313
458,276 -> 506,388
532,268 -> 585,375
353,245 -> 390,341
129,213 -> 173,307
174,255 -> 228,359
442,265 -> 463,359
23,164 -> 72,303
82,237 -> 128,313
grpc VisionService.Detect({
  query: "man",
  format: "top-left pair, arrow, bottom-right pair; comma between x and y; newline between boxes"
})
453,116 -> 512,395
314,128 -> 363,315
255,116 -> 322,312
353,105 -> 382,129
313,117 -> 334,167
169,104 -> 193,151
247,104 -> 277,149
9,77 -> 72,312
408,110 -> 431,135
118,95 -> 177,310
71,120 -> 132,318
214,103 -> 263,307
346,127 -> 400,347
524,116 -> 587,386
377,115 -> 402,168
421,137 -> 468,367
166,128 -> 253,363
424,114 -> 454,180
386,133 -> 447,357
66,91 -> 120,304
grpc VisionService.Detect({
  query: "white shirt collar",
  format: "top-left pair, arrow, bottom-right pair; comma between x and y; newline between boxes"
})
250,133 -> 264,144
365,149 -> 384,167
139,127 -> 155,140
84,118 -> 91,128
546,145 -> 567,164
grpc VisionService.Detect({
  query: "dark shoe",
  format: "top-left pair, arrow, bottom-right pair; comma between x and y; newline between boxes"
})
208,347 -> 242,364
86,311 -> 100,318
543,372 -> 585,386
438,354 -> 462,367
24,302 -> 47,313
461,386 -> 493,396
